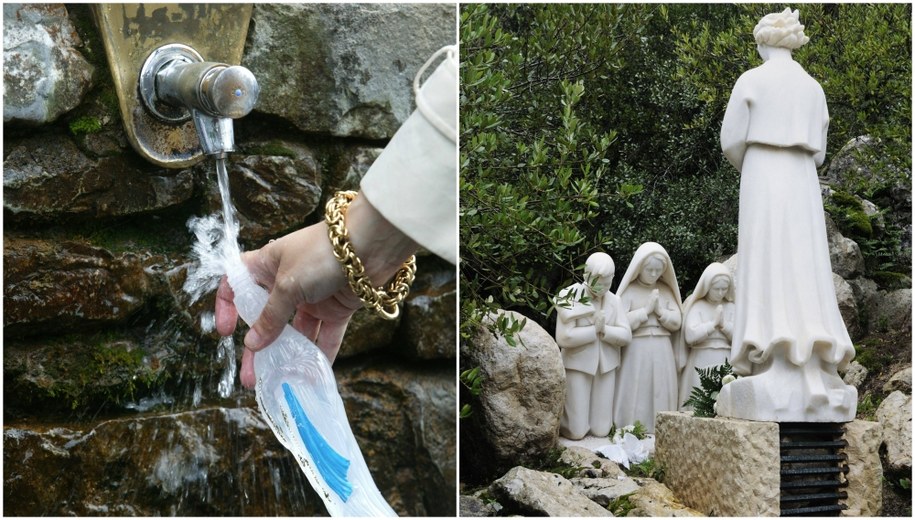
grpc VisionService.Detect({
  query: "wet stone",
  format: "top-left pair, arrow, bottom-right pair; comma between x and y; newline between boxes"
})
3,238 -> 151,337
395,262 -> 457,360
3,135 -> 194,220
219,150 -> 322,245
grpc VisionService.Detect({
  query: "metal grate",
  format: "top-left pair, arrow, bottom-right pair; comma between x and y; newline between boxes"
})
779,422 -> 849,516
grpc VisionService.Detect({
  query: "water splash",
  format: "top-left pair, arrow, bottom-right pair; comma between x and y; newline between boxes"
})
216,335 -> 237,398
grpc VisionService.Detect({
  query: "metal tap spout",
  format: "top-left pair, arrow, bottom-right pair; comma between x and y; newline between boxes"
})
139,44 -> 259,158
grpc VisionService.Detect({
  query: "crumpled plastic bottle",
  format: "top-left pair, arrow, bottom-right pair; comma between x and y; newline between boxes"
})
225,257 -> 396,517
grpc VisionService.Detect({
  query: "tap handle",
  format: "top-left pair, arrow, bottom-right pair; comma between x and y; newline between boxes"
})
200,65 -> 260,119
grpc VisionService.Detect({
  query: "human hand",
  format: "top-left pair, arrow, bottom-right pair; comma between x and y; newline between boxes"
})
216,194 -> 418,388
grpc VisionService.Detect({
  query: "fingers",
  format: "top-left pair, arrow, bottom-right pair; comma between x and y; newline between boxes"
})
215,276 -> 239,337
313,316 -> 350,365
244,278 -> 298,351
240,347 -> 256,389
292,309 -> 321,342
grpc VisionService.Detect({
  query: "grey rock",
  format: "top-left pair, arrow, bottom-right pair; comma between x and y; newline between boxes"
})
875,391 -> 912,473
847,278 -> 880,317
3,4 -> 95,125
628,477 -> 705,517
243,3 -> 455,139
883,367 -> 912,395
460,495 -> 498,517
463,310 -> 565,472
3,135 -> 194,219
490,466 -> 612,517
571,476 -> 640,507
559,445 -> 626,479
825,215 -> 865,279
869,288 -> 912,333
833,273 -> 862,340
841,360 -> 869,388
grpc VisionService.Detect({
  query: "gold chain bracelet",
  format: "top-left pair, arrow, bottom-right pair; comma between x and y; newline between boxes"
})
325,190 -> 416,320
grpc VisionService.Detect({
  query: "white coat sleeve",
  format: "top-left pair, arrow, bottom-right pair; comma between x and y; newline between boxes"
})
360,47 -> 457,264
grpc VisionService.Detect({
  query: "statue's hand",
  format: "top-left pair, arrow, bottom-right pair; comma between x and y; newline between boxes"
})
593,310 -> 606,338
715,304 -> 724,327
648,289 -> 660,315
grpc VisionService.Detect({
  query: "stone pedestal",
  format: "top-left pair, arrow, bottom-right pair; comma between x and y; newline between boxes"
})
655,412 -> 882,517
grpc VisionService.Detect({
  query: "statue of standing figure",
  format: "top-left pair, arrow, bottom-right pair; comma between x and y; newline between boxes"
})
716,8 -> 857,422
555,252 -> 632,440
613,242 -> 683,433
678,263 -> 736,410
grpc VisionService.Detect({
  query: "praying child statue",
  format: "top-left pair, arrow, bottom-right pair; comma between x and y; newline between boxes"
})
555,252 -> 632,440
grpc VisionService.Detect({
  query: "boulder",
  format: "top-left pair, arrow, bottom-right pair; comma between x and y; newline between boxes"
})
3,135 -> 194,220
627,478 -> 704,517
243,3 -> 455,139
489,466 -> 612,517
833,273 -> 862,340
459,495 -> 498,517
3,238 -> 153,337
570,477 -> 640,507
825,215 -> 865,279
3,4 -> 94,126
841,360 -> 869,388
323,145 -> 384,203
847,278 -> 880,319
876,391 -> 912,473
869,288 -> 912,333
559,445 -> 626,479
843,420 -> 884,516
462,310 -> 565,473
883,367 -> 912,395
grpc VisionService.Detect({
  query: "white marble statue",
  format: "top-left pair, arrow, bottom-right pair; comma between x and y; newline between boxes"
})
677,263 -> 736,410
555,252 -> 632,440
613,242 -> 683,433
716,8 -> 857,422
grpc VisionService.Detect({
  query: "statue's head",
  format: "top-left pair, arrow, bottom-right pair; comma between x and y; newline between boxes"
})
584,252 -> 615,296
706,274 -> 732,304
753,8 -> 809,51
637,253 -> 668,286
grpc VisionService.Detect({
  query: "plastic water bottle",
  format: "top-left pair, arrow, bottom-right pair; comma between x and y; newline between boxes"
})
224,256 -> 396,517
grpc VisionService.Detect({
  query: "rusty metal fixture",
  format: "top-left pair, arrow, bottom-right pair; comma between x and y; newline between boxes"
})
779,422 -> 850,517
93,4 -> 253,168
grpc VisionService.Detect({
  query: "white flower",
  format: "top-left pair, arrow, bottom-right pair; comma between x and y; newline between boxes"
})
710,391 -> 720,401
722,375 -> 737,386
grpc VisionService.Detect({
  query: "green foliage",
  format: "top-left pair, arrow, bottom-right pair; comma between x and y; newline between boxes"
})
682,360 -> 734,417
610,420 -> 649,441
899,478 -> 911,491
459,365 -> 485,419
856,392 -> 882,421
534,447 -> 585,479
608,494 -> 636,516
627,457 -> 665,481
68,115 -> 103,135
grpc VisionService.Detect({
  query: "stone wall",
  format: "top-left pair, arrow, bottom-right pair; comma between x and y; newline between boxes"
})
3,3 -> 456,516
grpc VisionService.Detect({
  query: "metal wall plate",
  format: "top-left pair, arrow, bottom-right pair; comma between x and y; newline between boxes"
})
93,4 -> 253,168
